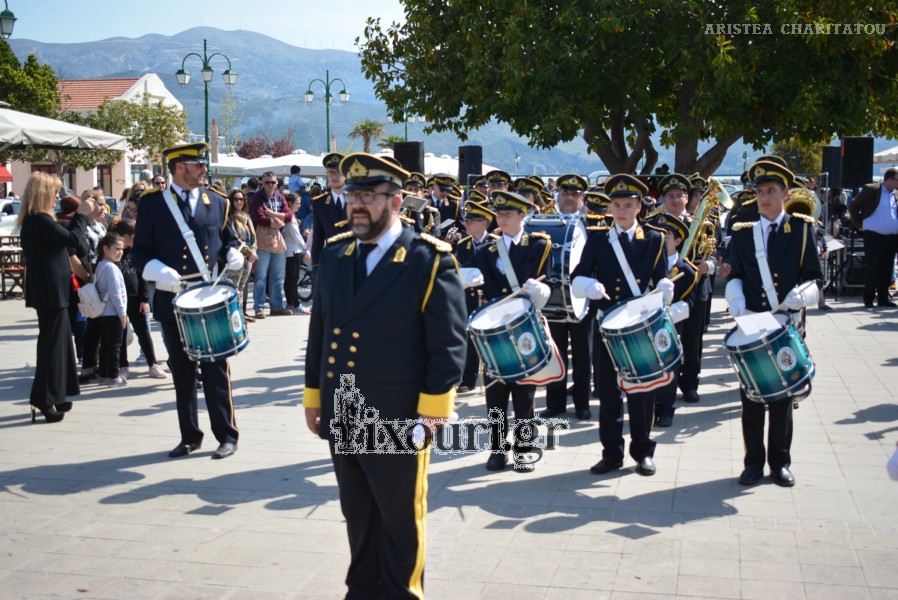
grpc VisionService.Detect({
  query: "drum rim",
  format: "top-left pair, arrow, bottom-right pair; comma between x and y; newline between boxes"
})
600,300 -> 667,333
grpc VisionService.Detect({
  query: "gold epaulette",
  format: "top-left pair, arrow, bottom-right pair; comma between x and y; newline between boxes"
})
421,232 -> 452,252
312,192 -> 329,202
732,221 -> 757,231
529,231 -> 551,241
587,225 -> 611,231
327,231 -> 355,244
455,235 -> 472,246
791,213 -> 815,224
334,219 -> 349,228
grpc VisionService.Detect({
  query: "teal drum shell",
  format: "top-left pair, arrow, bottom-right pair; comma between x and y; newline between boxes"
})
724,314 -> 814,404
467,295 -> 552,383
599,299 -> 683,384
173,282 -> 249,363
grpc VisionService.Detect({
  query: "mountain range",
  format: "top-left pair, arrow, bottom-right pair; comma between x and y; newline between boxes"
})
9,27 -> 897,177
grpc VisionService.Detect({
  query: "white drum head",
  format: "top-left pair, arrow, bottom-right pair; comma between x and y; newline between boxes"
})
726,313 -> 788,346
175,284 -> 233,309
602,302 -> 649,330
470,297 -> 530,330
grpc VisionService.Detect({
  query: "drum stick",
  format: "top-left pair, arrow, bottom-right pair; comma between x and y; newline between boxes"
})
771,280 -> 817,314
488,275 -> 547,310
644,272 -> 685,296
211,241 -> 246,289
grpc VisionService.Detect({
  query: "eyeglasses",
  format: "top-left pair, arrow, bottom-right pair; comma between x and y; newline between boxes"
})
346,191 -> 391,205
233,197 -> 245,202
263,181 -> 278,185
153,180 -> 165,185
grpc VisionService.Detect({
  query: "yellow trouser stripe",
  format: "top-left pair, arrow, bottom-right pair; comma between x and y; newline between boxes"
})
408,449 -> 430,598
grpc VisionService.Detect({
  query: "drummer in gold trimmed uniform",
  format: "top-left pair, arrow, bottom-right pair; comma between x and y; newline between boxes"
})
540,173 -> 593,420
648,212 -> 699,426
469,190 -> 553,472
303,152 -> 467,597
725,160 -> 822,487
132,142 -> 243,459
454,201 -> 498,392
570,174 -> 675,476
311,152 -> 350,271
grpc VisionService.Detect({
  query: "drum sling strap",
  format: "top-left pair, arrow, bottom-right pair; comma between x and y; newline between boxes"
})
496,237 -> 521,292
163,188 -> 211,283
609,228 -> 641,297
752,221 -> 780,310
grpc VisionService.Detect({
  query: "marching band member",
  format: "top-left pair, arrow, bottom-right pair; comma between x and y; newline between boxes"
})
570,174 -> 674,476
453,201 -> 498,392
428,173 -> 464,239
485,169 -> 512,196
725,160 -> 822,487
584,190 -> 612,398
470,191 -> 552,472
310,153 -> 350,272
469,174 -> 489,198
540,174 -> 593,420
132,142 -> 243,459
303,153 -> 466,598
513,177 -> 548,212
648,213 -> 699,426
658,173 -> 715,404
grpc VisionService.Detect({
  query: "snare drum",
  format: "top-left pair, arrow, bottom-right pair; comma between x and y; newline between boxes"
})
468,296 -> 552,383
173,282 -> 249,363
724,313 -> 814,404
599,299 -> 682,385
524,214 -> 588,322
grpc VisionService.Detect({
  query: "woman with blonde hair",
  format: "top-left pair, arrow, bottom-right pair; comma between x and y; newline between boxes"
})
18,172 -> 98,422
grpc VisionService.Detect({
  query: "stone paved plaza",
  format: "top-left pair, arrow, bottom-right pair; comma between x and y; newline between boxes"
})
1,294 -> 897,599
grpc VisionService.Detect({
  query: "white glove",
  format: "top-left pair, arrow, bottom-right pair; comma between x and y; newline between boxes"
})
669,300 -> 690,324
783,282 -> 819,311
572,276 -> 605,300
522,278 -> 551,310
657,277 -> 675,305
226,247 -> 244,271
729,297 -> 747,317
458,267 -> 484,289
142,259 -> 182,293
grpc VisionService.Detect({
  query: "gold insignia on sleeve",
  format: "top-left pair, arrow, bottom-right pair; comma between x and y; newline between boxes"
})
393,247 -> 407,263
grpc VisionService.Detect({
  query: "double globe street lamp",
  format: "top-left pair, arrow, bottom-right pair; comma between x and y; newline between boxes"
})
176,39 -> 238,162
304,70 -> 349,153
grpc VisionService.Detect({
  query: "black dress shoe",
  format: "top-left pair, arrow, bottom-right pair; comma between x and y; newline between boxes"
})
738,466 -> 763,486
590,458 -> 623,475
635,457 -> 656,476
486,452 -> 508,471
655,415 -> 673,427
539,408 -> 567,418
770,466 -> 795,487
31,404 -> 64,424
682,389 -> 700,403
212,442 -> 237,459
575,408 -> 592,420
168,441 -> 201,458
864,301 -> 875,309
878,300 -> 898,308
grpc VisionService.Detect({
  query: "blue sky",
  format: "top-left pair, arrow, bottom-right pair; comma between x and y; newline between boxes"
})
8,0 -> 406,51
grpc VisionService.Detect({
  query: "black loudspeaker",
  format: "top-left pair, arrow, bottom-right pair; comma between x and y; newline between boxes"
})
841,136 -> 874,189
821,146 -> 842,189
457,145 -> 483,185
394,141 -> 424,174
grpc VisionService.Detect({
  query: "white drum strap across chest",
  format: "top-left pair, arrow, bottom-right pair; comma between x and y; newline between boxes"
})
609,228 -> 641,296
752,221 -> 780,309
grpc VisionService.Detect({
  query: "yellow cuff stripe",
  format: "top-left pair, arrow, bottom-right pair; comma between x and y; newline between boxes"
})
417,389 -> 456,418
303,386 -> 321,408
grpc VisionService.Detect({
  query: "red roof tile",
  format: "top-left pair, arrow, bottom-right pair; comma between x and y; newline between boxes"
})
57,78 -> 140,111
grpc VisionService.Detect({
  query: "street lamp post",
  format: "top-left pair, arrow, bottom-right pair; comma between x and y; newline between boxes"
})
175,38 -> 238,162
304,70 -> 349,153
0,1 -> 17,38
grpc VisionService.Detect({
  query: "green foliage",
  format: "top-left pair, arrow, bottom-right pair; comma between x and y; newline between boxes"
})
0,39 -> 59,118
348,119 -> 386,153
378,134 -> 406,150
770,138 -> 825,175
359,1 -> 898,176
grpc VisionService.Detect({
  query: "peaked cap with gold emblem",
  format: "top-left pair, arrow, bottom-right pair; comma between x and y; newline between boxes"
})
340,153 -> 409,191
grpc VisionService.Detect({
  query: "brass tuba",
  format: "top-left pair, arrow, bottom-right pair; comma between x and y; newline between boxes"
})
784,187 -> 821,221
682,176 -> 728,262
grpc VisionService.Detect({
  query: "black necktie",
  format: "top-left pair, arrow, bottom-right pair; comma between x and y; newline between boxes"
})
179,190 -> 192,222
766,222 -> 777,250
620,231 -> 631,249
355,242 -> 375,291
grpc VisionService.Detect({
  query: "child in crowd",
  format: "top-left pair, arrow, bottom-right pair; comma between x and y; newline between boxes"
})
283,193 -> 311,315
94,233 -> 128,387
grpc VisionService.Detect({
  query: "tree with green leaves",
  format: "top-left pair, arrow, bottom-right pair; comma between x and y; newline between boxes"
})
359,1 -> 898,176
770,138 -> 825,175
348,119 -> 385,153
0,39 -> 59,118
378,134 -> 406,151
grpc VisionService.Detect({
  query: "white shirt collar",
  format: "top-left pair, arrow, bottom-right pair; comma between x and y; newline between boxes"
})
616,222 -> 637,238
472,232 -> 489,244
502,228 -> 524,250
760,210 -> 786,230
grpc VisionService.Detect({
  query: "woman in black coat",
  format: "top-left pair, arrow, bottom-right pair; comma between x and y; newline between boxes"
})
17,172 -> 97,422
